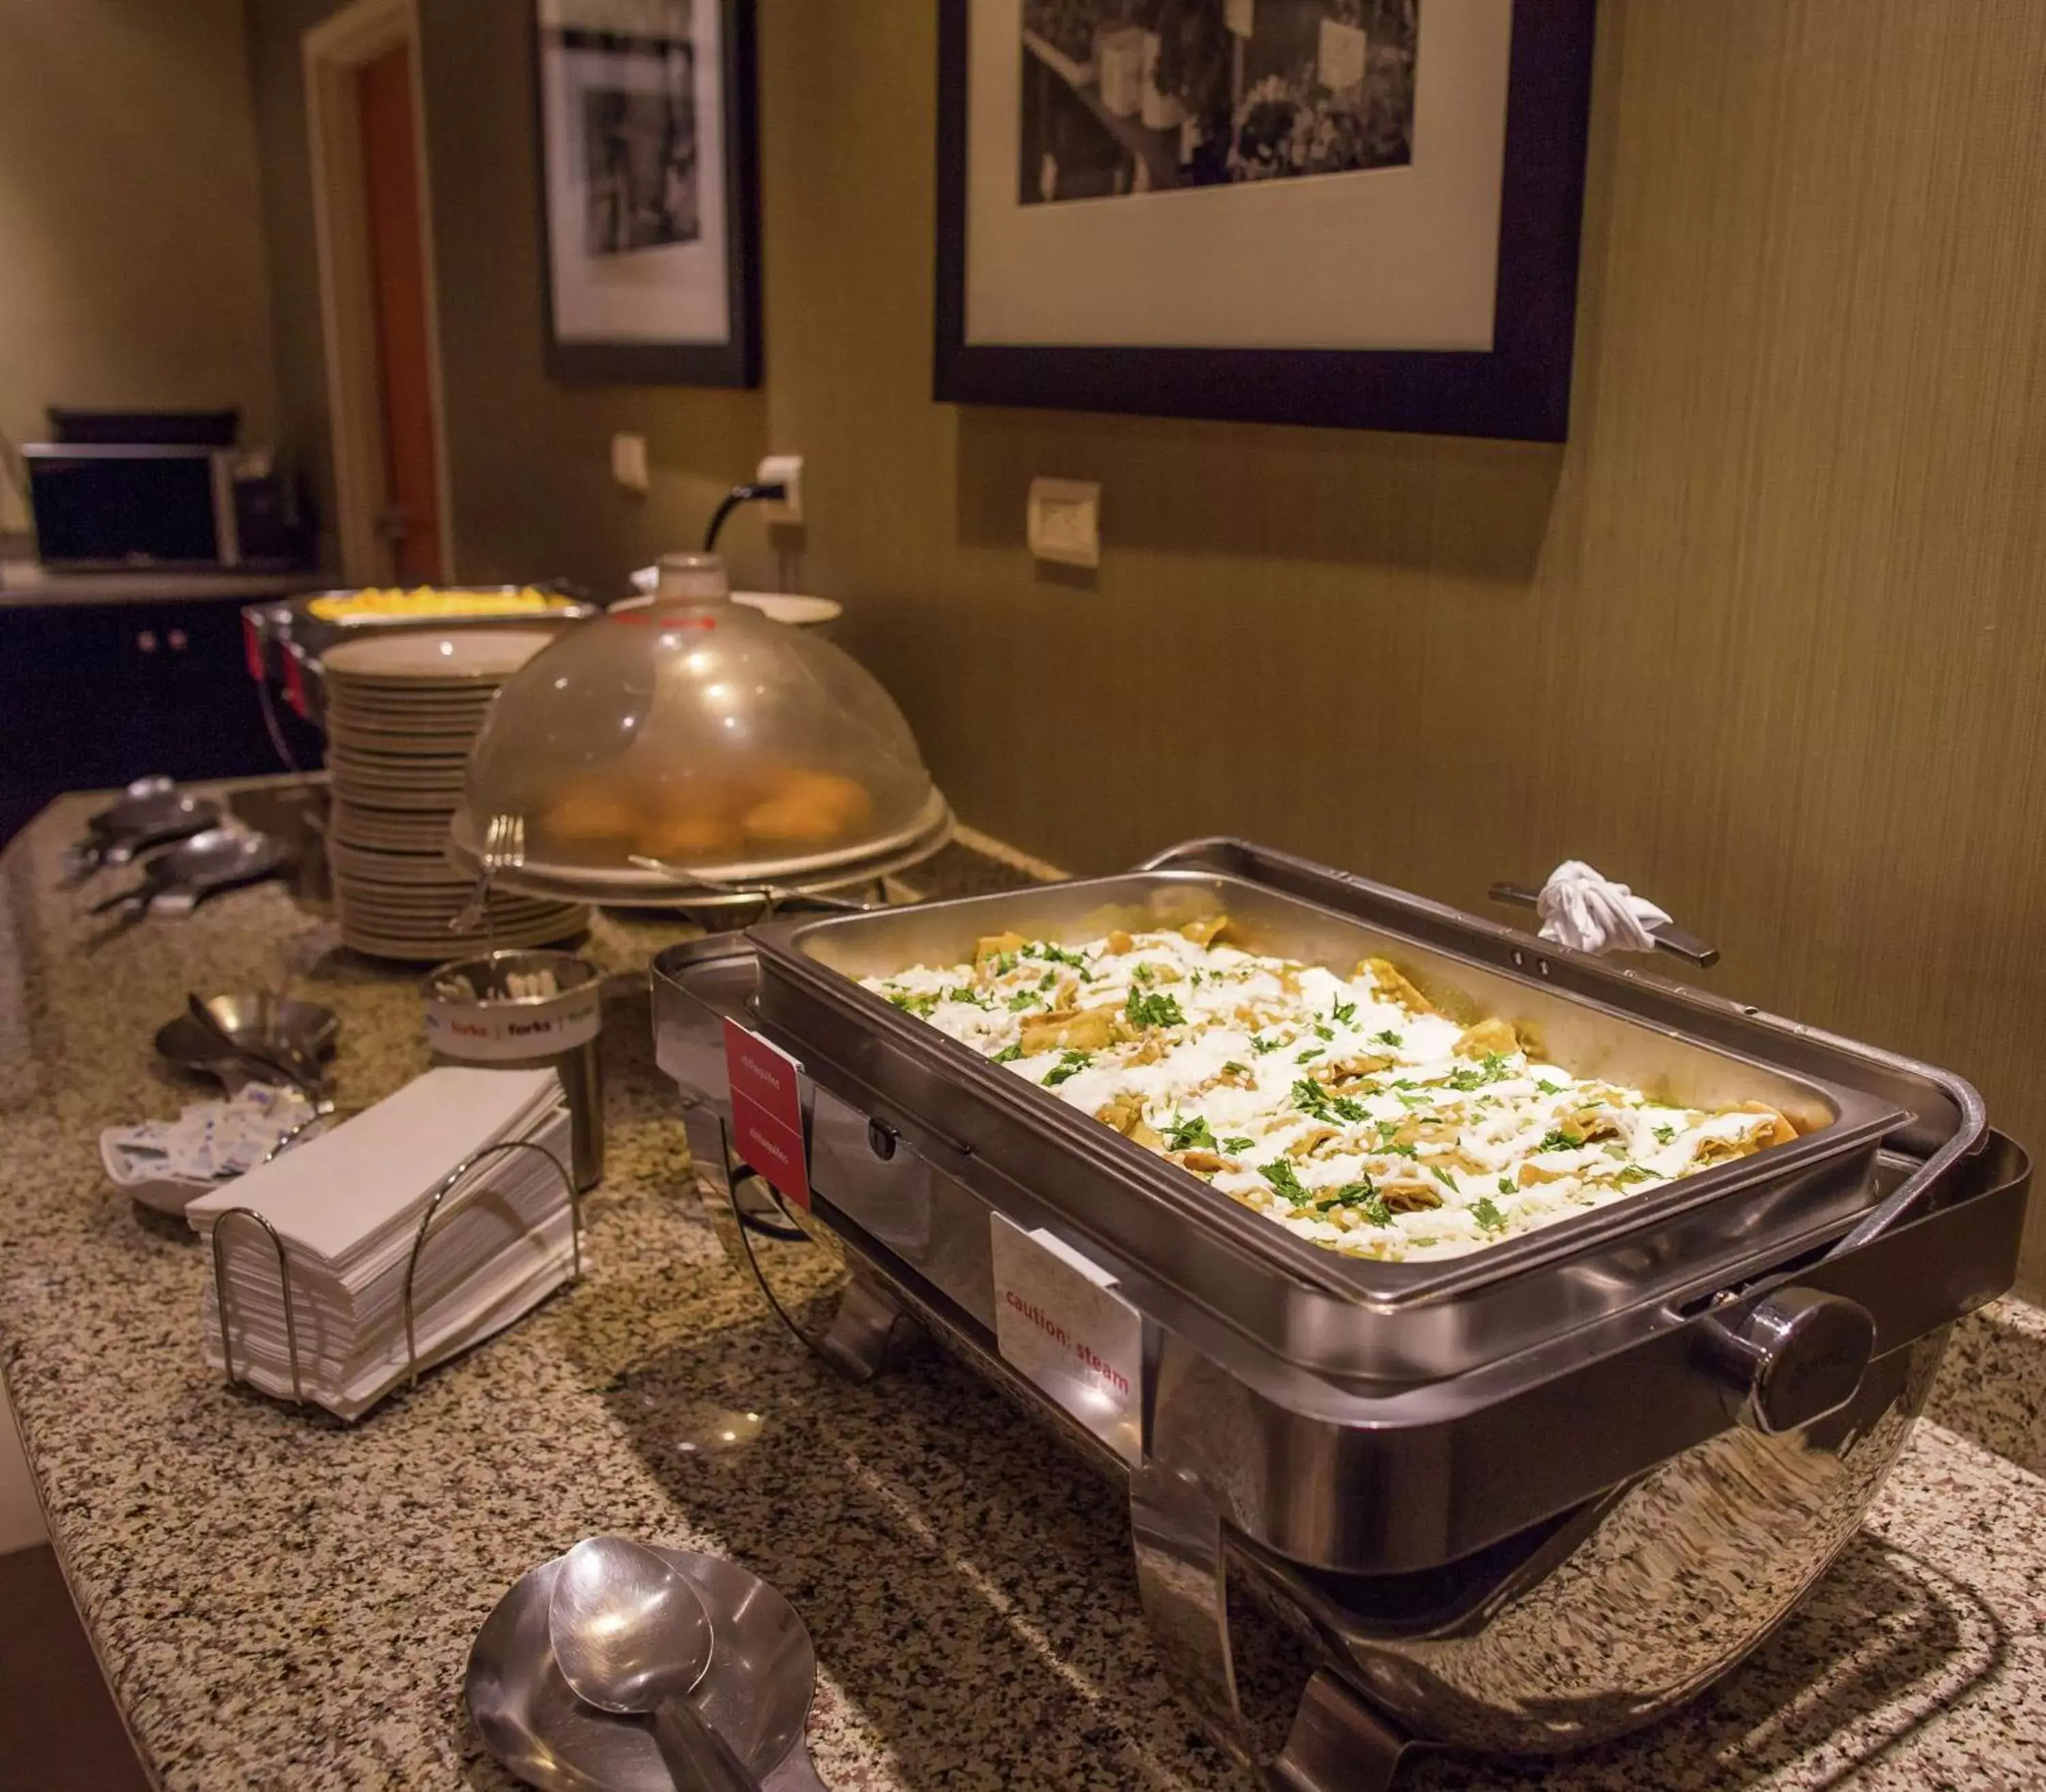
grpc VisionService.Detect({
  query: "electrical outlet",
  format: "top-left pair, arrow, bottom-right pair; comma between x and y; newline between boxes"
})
1027,478 -> 1101,569
611,432 -> 649,494
756,455 -> 805,525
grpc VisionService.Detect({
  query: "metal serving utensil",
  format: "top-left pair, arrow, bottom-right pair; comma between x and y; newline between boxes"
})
89,828 -> 290,919
627,855 -> 883,917
156,995 -> 338,1096
548,1536 -> 759,1792
183,993 -> 332,1107
450,812 -> 524,934
1487,880 -> 1719,968
68,787 -> 222,874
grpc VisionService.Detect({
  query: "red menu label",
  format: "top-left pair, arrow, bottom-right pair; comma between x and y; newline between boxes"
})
722,1017 -> 810,1210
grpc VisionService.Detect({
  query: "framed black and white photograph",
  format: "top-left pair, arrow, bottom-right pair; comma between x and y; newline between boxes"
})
935,1 -> 1596,440
534,0 -> 760,387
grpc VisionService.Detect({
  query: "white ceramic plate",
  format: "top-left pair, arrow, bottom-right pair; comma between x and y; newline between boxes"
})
321,626 -> 559,683
325,724 -> 481,760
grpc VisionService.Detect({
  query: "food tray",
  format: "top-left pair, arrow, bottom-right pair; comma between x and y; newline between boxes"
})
743,869 -> 1913,1380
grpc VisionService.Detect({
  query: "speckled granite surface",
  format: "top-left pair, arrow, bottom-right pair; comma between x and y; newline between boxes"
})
1,787 -> 2042,1792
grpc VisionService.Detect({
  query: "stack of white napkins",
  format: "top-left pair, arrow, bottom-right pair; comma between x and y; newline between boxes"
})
187,1066 -> 576,1421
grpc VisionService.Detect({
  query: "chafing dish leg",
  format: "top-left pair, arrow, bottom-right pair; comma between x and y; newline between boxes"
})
1132,1464 -> 1417,1791
1268,1672 -> 1414,1792
1131,1465 -> 1245,1759
816,1272 -> 915,1382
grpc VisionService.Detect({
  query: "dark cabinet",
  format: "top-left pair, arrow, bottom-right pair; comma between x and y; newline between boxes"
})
0,597 -> 323,848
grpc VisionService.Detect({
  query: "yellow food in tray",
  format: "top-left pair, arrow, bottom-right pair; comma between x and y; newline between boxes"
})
537,766 -> 875,866
308,586 -> 574,622
863,921 -> 1798,1264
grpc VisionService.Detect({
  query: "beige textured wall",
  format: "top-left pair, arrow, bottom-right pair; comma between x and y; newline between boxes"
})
251,1 -> 2046,1291
0,0 -> 277,532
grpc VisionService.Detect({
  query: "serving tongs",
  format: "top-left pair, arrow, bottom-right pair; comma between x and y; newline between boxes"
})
66,780 -> 222,877
1487,880 -> 1719,968
89,827 -> 290,919
627,854 -> 884,919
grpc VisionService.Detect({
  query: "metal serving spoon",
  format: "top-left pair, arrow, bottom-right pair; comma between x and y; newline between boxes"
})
547,1536 -> 758,1792
184,994 -> 332,1107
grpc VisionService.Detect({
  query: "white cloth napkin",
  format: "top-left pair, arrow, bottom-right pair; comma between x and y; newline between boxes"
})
1535,861 -> 1672,956
187,1066 -> 577,1421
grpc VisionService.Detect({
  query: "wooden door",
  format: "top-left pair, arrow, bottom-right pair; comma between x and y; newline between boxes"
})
355,44 -> 442,584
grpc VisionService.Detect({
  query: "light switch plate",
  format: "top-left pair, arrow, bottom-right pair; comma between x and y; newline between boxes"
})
1028,477 -> 1101,569
611,432 -> 649,494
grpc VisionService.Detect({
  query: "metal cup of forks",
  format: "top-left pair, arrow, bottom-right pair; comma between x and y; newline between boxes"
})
450,813 -> 527,934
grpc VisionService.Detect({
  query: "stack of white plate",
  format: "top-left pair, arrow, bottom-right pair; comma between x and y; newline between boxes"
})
321,629 -> 587,959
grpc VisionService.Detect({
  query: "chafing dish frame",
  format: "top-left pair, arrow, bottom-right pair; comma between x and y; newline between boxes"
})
649,839 -> 2029,1789
742,864 -> 1916,1385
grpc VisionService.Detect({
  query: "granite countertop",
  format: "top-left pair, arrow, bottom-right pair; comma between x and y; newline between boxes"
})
1,786 -> 2043,1791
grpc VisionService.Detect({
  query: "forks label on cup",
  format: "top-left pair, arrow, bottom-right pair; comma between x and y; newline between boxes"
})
425,989 -> 601,1062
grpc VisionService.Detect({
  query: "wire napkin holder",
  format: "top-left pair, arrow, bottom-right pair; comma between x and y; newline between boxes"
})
207,1122 -> 582,1407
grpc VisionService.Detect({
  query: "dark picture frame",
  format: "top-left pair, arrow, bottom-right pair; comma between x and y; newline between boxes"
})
533,0 -> 762,387
934,1 -> 1597,441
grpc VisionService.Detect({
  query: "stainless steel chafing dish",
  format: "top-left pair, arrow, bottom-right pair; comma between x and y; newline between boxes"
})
649,839 -> 2029,1789
241,586 -> 597,728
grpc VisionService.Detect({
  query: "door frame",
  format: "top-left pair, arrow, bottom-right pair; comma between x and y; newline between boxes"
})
303,0 -> 456,584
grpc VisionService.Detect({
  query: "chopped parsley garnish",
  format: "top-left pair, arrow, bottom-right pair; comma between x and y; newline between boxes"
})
1133,962 -> 1153,985
1376,1120 -> 1404,1143
1249,1035 -> 1281,1056
1331,999 -> 1357,1025
1166,1114 -> 1217,1153
1429,1165 -> 1457,1191
1372,1029 -> 1404,1049
1292,1077 -> 1333,1119
1395,1091 -> 1432,1109
992,1043 -> 1023,1064
1498,1176 -> 1516,1194
888,991 -> 938,1017
1312,1022 -> 1335,1041
1295,1048 -> 1324,1064
1538,1129 -> 1584,1153
1537,1079 -> 1561,1096
1006,989 -> 1043,1011
1125,988 -> 1187,1030
1221,1135 -> 1255,1154
1259,1159 -> 1309,1204
1321,1180 -> 1391,1225
1191,970 -> 1204,987
1221,1060 -> 1250,1076
1382,1142 -> 1419,1160
1614,1164 -> 1659,1185
1039,970 -> 1057,991
1444,1054 -> 1515,1093
943,985 -> 991,1009
1470,1196 -> 1509,1233
1329,1094 -> 1369,1123
996,951 -> 1018,975
1652,1124 -> 1676,1145
1033,942 -> 1089,969
1043,1051 -> 1091,1087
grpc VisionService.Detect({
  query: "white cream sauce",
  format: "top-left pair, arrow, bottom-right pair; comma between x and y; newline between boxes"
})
861,924 -> 1788,1263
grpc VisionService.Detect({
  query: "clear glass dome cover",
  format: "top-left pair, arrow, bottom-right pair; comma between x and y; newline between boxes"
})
460,556 -> 940,881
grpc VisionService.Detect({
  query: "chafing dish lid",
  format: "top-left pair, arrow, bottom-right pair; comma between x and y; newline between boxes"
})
462,554 -> 936,881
